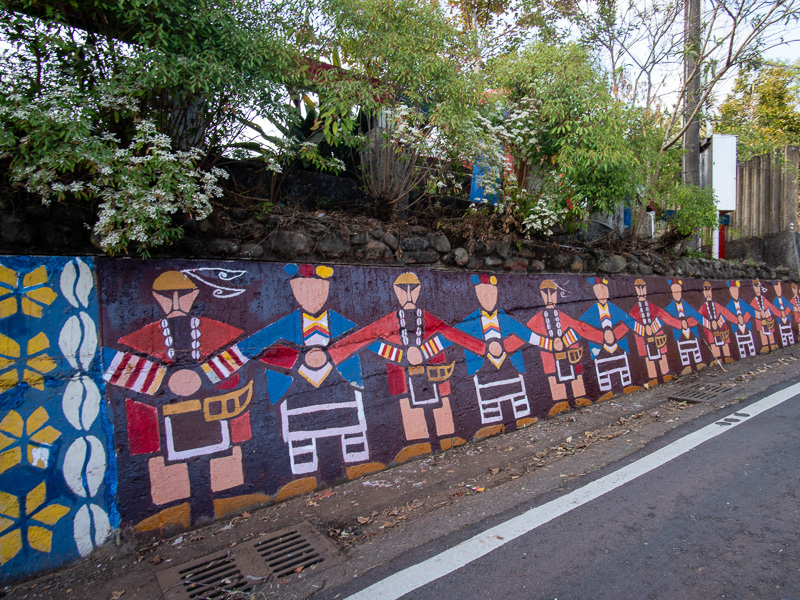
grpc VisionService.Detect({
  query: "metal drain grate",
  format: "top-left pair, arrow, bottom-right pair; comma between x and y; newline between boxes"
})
157,521 -> 342,600
669,382 -> 733,403
156,549 -> 261,600
253,523 -> 330,578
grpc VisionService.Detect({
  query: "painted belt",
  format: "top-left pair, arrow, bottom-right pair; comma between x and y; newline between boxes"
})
408,363 -> 455,382
161,380 -> 253,423
714,329 -> 730,341
555,348 -> 583,364
645,333 -> 668,348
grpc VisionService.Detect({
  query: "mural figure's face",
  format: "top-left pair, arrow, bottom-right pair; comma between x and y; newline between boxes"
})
153,288 -> 199,318
475,283 -> 498,312
793,284 -> 798,296
729,284 -> 740,300
635,284 -> 647,301
540,288 -> 558,307
752,280 -> 762,297
670,283 -> 682,302
394,283 -> 420,309
703,286 -> 713,302
290,277 -> 330,314
775,282 -> 783,297
592,283 -> 609,303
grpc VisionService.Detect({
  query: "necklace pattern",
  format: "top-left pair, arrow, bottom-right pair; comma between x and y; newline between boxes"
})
398,309 -> 423,347
161,317 -> 201,361
544,308 -> 562,338
638,300 -> 652,325
706,300 -> 717,321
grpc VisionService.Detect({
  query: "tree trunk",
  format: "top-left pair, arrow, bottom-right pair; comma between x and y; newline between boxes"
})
683,0 -> 701,188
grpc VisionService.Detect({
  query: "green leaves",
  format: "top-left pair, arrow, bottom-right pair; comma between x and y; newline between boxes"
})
715,61 -> 800,161
486,42 -> 640,223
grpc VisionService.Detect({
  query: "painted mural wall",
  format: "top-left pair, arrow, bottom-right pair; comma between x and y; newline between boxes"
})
4,254 -> 800,580
0,256 -> 117,581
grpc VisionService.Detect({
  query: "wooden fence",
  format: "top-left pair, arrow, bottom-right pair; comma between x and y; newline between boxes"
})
727,145 -> 799,239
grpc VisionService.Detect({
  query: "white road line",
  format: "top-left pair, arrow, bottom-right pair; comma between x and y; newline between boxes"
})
345,381 -> 800,600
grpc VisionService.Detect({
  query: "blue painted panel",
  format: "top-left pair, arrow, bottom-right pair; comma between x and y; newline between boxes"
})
0,256 -> 117,581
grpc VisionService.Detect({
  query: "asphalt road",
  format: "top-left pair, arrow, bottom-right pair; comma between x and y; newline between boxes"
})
332,380 -> 800,600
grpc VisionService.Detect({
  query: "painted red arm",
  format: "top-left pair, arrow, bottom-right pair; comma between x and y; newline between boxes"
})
328,313 -> 398,364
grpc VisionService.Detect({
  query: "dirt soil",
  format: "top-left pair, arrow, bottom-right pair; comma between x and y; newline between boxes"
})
6,345 -> 800,600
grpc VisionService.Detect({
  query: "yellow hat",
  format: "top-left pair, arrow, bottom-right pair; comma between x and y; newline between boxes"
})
540,279 -> 557,290
152,271 -> 196,291
394,272 -> 420,286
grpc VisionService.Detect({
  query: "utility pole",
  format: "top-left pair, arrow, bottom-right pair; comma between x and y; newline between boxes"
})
683,0 -> 701,187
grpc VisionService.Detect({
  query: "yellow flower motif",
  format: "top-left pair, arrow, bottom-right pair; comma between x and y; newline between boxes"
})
0,264 -> 58,320
0,482 -> 69,564
0,332 -> 57,395
0,408 -> 61,474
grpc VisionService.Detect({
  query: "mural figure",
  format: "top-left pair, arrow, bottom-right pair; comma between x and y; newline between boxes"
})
663,279 -> 706,374
723,280 -> 756,359
527,279 -> 591,415
578,277 -> 639,401
103,270 -> 250,526
750,279 -> 778,353
235,264 -> 378,495
454,274 -> 541,436
698,281 -> 735,365
791,283 -> 800,338
330,272 -> 485,462
628,278 -> 679,385
771,281 -> 795,347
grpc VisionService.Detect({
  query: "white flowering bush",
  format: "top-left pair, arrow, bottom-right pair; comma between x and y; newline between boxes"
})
358,104 -> 464,211
476,44 -> 643,234
0,90 -> 226,255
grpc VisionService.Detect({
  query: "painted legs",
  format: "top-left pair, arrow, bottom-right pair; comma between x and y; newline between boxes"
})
281,390 -> 369,475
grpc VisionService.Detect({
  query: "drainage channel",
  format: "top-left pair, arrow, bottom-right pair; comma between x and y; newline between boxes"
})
156,521 -> 342,600
668,382 -> 734,404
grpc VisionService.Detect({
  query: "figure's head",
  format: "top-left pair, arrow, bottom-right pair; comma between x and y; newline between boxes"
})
152,271 -> 199,318
286,264 -> 332,314
773,280 -> 783,297
472,274 -> 498,311
634,278 -> 647,301
393,272 -> 421,309
702,281 -> 713,302
589,277 -> 609,303
752,279 -> 762,297
540,279 -> 558,307
668,279 -> 683,302
793,283 -> 798,297
728,280 -> 740,300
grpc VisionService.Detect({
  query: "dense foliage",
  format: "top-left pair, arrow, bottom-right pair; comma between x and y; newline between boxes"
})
715,61 -> 800,160
0,0 -> 306,253
0,0 -> 795,254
